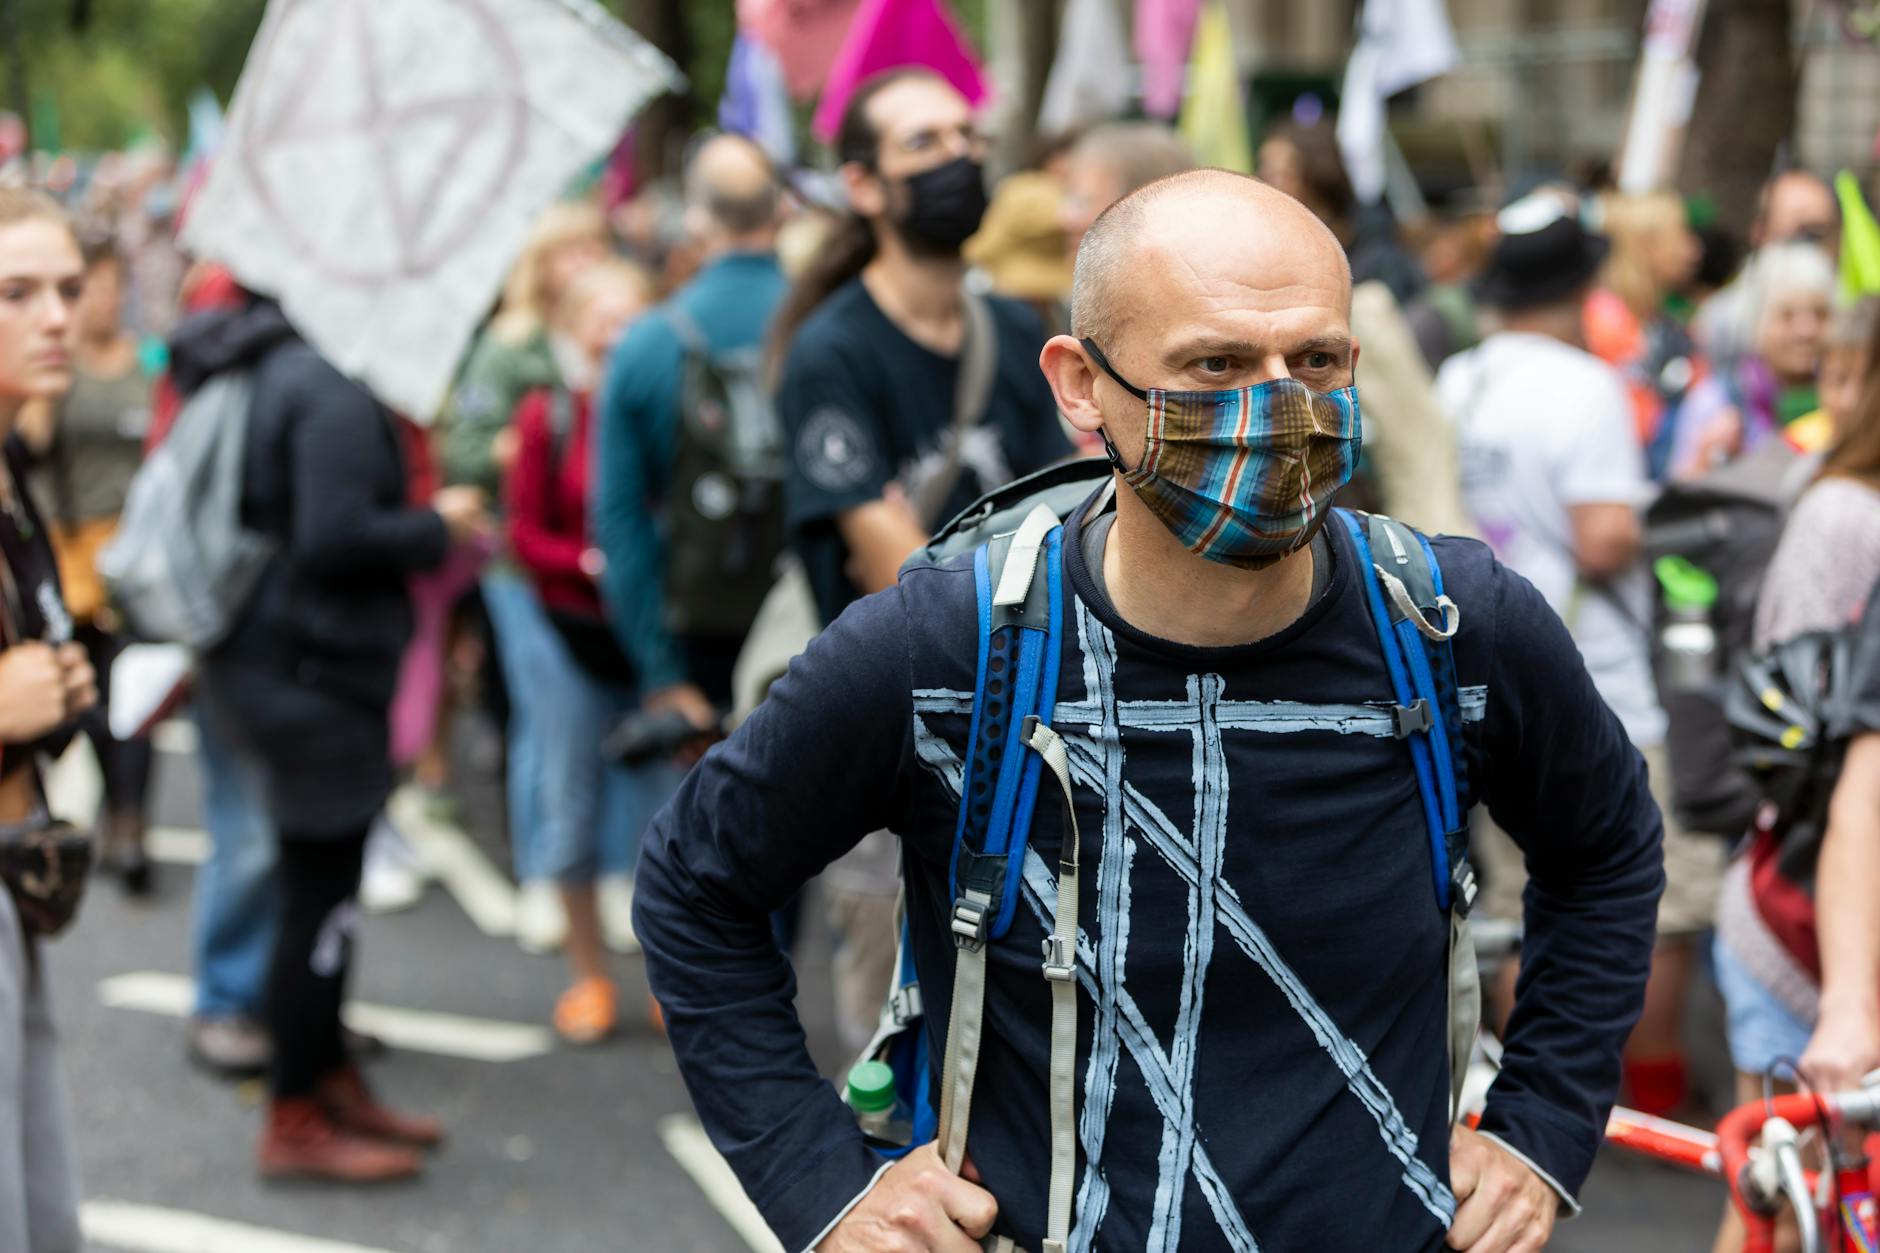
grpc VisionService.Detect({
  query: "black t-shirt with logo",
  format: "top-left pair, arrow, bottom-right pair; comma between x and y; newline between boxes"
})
776,277 -> 1070,625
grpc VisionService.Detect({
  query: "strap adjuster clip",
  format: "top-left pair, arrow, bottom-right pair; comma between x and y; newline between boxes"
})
1391,699 -> 1434,739
951,898 -> 989,951
1452,863 -> 1478,916
888,983 -> 924,1026
1041,935 -> 1075,982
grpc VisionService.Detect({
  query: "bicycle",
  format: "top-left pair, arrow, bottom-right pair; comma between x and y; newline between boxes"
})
1467,923 -> 1880,1253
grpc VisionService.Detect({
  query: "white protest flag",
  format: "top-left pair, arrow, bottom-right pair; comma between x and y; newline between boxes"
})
1336,0 -> 1458,205
1037,0 -> 1133,137
182,0 -> 681,421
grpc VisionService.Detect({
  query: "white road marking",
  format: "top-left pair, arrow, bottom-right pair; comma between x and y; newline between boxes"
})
82,1200 -> 399,1253
98,972 -> 553,1063
387,785 -> 518,937
659,1113 -> 786,1253
151,717 -> 199,756
146,825 -> 210,866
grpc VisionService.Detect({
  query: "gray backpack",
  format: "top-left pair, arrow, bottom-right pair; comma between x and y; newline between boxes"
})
98,371 -> 275,651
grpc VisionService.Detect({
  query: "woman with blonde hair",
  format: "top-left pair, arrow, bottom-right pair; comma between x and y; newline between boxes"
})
440,198 -> 624,953
1584,191 -> 1705,477
0,186 -> 101,1252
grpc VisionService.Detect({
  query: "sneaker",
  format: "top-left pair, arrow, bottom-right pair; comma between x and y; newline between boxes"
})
359,813 -> 428,915
553,977 -> 618,1045
189,1015 -> 272,1078
598,874 -> 640,955
515,880 -> 566,954
259,1097 -> 423,1183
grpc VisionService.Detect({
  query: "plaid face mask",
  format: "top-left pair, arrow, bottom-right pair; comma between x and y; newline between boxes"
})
1082,339 -> 1362,570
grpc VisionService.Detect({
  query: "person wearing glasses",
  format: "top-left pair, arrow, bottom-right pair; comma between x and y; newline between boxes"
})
763,68 -> 1072,1050
768,67 -> 1071,630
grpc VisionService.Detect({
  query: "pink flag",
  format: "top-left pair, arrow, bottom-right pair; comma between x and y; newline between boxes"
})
1135,0 -> 1202,119
810,0 -> 988,143
739,0 -> 863,104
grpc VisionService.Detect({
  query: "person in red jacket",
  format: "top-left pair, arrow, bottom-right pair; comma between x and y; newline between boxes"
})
505,258 -> 658,1043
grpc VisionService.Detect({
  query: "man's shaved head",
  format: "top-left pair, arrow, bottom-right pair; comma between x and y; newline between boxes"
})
686,132 -> 781,235
1071,168 -> 1350,348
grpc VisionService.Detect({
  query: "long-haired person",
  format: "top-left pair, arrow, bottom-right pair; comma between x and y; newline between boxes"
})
196,290 -> 490,1181
506,259 -> 660,1042
1711,300 -> 1880,1251
1584,192 -> 1706,479
442,199 -> 614,952
0,187 -> 99,1253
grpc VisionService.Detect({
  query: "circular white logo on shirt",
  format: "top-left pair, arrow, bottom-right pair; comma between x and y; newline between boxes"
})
796,407 -> 878,493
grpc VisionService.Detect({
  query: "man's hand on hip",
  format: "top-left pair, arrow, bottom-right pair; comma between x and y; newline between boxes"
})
1446,1124 -> 1557,1253
816,1143 -> 997,1252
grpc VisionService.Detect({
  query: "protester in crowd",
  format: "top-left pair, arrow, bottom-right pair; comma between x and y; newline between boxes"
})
0,186 -> 99,1253
1440,193 -> 1716,1121
1672,242 -> 1835,479
1259,115 -> 1426,305
1407,199 -> 1495,370
507,258 -> 657,1043
1693,169 -> 1839,370
161,267 -> 287,1077
595,133 -> 790,727
765,69 -> 1072,1048
638,168 -> 1661,1252
191,292 -> 489,1181
442,199 -> 614,954
770,67 -> 1071,627
1583,191 -> 1706,479
1709,301 -> 1880,1253
26,236 -> 158,894
1056,122 -> 1195,261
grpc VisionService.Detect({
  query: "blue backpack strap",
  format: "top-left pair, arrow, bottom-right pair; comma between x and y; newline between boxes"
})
948,503 -> 1065,943
1334,509 -> 1474,915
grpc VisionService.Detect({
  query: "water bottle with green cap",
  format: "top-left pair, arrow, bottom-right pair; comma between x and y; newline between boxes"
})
846,1059 -> 913,1149
1654,556 -> 1720,691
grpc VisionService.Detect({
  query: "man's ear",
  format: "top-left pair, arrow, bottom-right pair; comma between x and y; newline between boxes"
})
840,161 -> 885,220
1349,337 -> 1362,385
1040,335 -> 1106,436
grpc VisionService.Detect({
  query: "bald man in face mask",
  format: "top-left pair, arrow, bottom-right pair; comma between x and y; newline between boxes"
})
636,169 -> 1662,1253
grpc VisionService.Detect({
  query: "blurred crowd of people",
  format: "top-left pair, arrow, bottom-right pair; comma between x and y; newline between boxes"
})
0,61 -> 1878,1250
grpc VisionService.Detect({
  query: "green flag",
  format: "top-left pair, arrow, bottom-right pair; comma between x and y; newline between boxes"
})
1836,169 -> 1880,301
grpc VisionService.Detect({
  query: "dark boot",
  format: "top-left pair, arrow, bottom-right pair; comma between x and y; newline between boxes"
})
316,1066 -> 444,1148
258,1097 -> 423,1182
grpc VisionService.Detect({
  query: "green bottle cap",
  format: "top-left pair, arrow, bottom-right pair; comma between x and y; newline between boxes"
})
1654,556 -> 1719,612
847,1060 -> 896,1114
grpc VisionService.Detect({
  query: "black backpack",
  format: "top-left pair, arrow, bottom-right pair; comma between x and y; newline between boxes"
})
1643,439 -> 1810,836
661,307 -> 787,641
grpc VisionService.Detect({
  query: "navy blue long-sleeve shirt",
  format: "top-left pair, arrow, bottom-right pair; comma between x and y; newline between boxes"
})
634,492 -> 1663,1251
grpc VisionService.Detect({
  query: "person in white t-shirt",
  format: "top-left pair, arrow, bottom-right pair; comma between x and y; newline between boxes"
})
1439,191 -> 1722,1121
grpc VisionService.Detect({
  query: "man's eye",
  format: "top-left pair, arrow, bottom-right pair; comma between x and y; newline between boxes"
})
1304,352 -> 1336,370
1199,356 -> 1231,374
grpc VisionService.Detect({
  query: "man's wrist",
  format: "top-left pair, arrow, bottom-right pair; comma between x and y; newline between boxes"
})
1475,1130 -> 1582,1218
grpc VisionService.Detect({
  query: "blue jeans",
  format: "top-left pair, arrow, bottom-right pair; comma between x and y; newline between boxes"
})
533,641 -> 671,883
482,569 -> 556,883
484,570 -> 649,881
188,692 -> 279,1020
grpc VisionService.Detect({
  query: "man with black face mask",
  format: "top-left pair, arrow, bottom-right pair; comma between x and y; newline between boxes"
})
771,68 -> 1071,628
641,169 -> 1664,1251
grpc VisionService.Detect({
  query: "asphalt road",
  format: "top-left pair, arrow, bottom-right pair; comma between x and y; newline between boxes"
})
44,717 -> 1729,1252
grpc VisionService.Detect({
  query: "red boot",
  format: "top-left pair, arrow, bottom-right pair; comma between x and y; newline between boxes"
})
316,1066 -> 445,1148
258,1097 -> 423,1182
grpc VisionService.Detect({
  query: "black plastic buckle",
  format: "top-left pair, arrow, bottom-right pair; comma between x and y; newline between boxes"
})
1392,699 -> 1434,739
951,898 -> 989,951
1451,861 -> 1477,917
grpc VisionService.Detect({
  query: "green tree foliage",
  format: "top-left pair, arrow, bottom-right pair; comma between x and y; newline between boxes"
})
14,0 -> 264,151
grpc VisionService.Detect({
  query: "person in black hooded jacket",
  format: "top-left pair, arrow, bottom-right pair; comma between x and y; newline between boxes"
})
176,295 -> 489,1182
